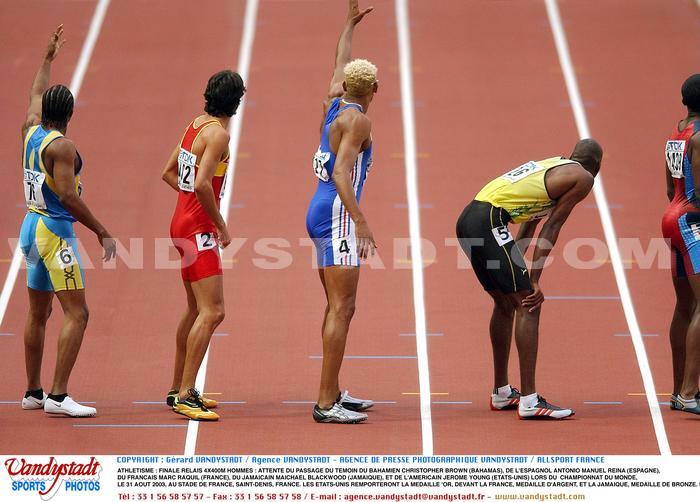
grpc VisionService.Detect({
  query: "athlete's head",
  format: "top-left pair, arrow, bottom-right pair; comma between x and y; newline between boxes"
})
570,138 -> 603,177
41,84 -> 74,131
343,59 -> 378,100
204,70 -> 246,117
682,74 -> 700,113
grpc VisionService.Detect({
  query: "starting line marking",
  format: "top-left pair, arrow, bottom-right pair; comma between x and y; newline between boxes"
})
74,424 -> 187,428
281,401 -> 397,405
583,401 -> 623,405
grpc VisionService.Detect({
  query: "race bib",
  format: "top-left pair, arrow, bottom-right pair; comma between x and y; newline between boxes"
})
491,226 -> 514,247
178,148 -> 197,192
501,161 -> 545,183
219,173 -> 227,199
55,246 -> 77,269
666,140 -> 685,179
196,232 -> 217,252
23,169 -> 47,210
313,149 -> 331,182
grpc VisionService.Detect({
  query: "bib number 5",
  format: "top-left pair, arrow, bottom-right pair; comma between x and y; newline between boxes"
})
492,225 -> 514,247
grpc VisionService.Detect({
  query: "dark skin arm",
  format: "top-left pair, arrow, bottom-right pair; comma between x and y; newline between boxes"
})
322,0 -> 373,120
332,113 -> 376,259
49,139 -> 116,261
22,25 -> 65,139
193,127 -> 231,248
522,173 -> 594,312
689,134 -> 700,202
515,219 -> 540,256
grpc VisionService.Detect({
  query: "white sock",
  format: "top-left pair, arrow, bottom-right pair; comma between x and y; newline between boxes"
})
496,385 -> 512,398
520,392 -> 538,408
679,396 -> 697,407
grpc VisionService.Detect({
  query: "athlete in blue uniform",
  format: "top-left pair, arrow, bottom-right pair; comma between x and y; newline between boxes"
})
19,26 -> 116,417
305,0 -> 378,424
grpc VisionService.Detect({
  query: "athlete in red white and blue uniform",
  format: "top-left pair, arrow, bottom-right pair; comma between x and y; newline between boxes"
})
307,98 -> 373,267
305,0 -> 378,424
663,74 -> 700,415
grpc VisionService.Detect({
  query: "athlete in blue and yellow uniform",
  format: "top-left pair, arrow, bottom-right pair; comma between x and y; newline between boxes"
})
18,26 -> 115,418
456,140 -> 602,420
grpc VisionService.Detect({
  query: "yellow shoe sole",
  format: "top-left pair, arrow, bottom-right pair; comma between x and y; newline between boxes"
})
201,397 -> 218,409
173,404 -> 219,421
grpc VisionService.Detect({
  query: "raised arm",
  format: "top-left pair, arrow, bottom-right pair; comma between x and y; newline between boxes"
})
326,0 -> 373,102
193,128 -> 231,248
332,114 -> 376,259
22,25 -> 66,139
50,139 -> 116,261
523,173 -> 594,311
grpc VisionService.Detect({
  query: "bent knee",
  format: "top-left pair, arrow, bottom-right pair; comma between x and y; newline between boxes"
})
329,301 -> 356,321
202,306 -> 225,327
67,305 -> 89,327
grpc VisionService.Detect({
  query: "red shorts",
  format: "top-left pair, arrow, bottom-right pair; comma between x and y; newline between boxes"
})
172,231 -> 222,282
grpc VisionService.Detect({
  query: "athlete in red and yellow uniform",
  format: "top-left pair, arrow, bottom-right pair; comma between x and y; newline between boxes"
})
161,70 -> 246,420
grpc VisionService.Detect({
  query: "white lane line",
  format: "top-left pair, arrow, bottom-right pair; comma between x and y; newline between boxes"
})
395,0 -> 434,456
0,0 -> 112,332
183,0 -> 260,457
545,0 -> 671,456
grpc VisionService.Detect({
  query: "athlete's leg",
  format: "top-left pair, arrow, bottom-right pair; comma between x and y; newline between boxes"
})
178,275 -> 225,401
670,276 -> 694,395
680,275 -> 700,399
52,289 -> 90,395
317,266 -> 359,409
319,269 -> 330,338
510,290 -> 540,396
487,290 -> 515,390
170,281 -> 198,391
24,288 -> 53,391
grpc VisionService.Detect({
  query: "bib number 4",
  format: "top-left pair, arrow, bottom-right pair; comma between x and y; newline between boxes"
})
24,169 -> 47,210
666,140 -> 685,179
178,148 -> 197,192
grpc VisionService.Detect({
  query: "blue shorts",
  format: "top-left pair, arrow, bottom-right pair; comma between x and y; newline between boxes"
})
19,212 -> 85,292
306,195 -> 359,268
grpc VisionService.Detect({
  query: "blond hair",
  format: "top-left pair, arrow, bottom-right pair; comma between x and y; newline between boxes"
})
343,59 -> 378,96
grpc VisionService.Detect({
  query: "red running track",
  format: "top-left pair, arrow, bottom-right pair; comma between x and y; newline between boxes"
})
0,0 -> 697,455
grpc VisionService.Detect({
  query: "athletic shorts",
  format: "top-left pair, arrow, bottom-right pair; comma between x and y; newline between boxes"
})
19,212 -> 85,292
662,208 -> 700,278
456,200 -> 532,294
171,231 -> 222,282
306,195 -> 359,268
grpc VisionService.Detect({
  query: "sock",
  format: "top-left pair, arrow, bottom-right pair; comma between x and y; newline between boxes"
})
496,385 -> 512,398
679,396 -> 697,407
520,393 -> 538,408
48,393 -> 68,403
24,389 -> 44,400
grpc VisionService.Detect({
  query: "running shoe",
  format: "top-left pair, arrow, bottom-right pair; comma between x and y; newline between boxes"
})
670,394 -> 681,411
167,389 -> 217,409
173,389 -> 219,421
22,390 -> 47,410
490,386 -> 521,410
337,390 -> 374,411
678,393 -> 700,415
313,403 -> 368,424
44,396 -> 96,417
518,395 -> 574,420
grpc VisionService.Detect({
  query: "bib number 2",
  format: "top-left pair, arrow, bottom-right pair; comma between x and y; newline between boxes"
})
24,169 -> 47,210
178,148 -> 196,192
196,232 -> 217,252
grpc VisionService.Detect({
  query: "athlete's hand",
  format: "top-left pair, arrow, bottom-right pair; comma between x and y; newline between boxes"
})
522,283 -> 544,313
355,220 -> 377,260
217,224 -> 232,249
347,0 -> 373,25
45,25 -> 66,62
99,232 -> 117,262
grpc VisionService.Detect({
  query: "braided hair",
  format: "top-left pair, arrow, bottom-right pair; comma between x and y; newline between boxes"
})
42,84 -> 74,130
204,70 -> 246,117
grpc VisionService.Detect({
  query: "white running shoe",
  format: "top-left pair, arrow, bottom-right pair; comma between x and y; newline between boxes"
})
338,390 -> 374,411
490,386 -> 521,410
313,403 -> 368,424
44,396 -> 96,417
22,392 -> 47,410
518,395 -> 574,420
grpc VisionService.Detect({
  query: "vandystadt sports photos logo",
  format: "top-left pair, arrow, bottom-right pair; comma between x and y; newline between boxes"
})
4,457 -> 102,500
